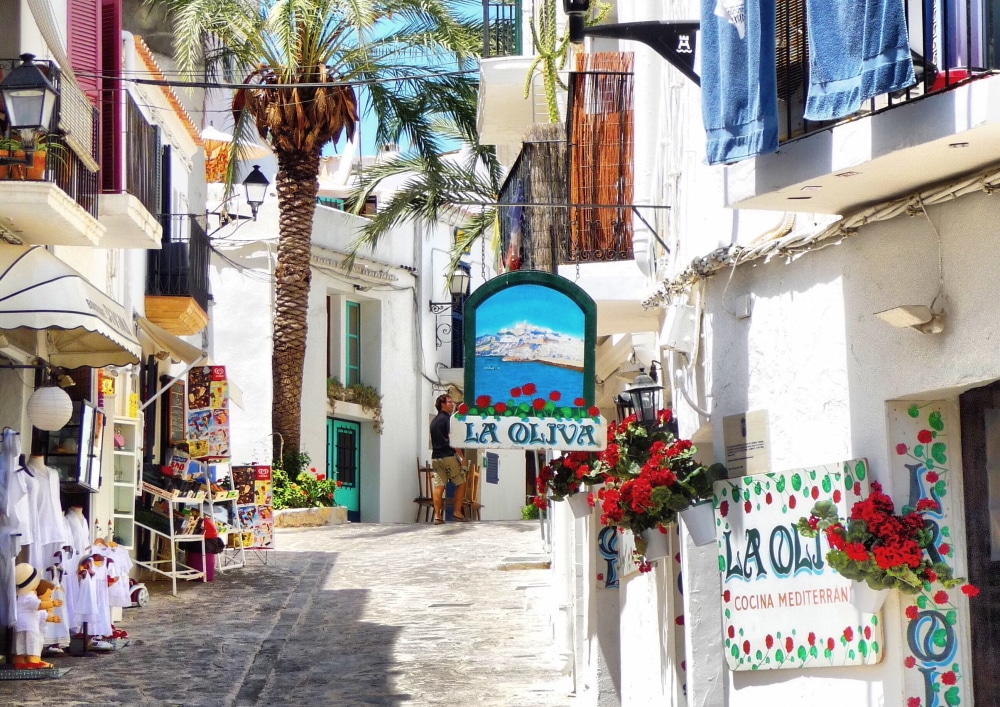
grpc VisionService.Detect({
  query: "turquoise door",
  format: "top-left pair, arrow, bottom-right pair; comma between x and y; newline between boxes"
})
328,419 -> 360,522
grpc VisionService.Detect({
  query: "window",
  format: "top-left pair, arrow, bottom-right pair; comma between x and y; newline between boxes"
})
345,301 -> 361,386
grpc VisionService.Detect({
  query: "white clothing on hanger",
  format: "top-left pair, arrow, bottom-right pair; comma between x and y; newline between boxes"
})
65,508 -> 90,555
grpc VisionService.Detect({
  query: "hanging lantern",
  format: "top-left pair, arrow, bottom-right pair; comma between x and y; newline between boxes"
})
27,385 -> 73,431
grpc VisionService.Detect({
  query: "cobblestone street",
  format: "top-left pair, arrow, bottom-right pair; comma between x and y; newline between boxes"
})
2,521 -> 570,706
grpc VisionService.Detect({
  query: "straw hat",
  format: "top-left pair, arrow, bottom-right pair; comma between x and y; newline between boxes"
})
15,563 -> 39,596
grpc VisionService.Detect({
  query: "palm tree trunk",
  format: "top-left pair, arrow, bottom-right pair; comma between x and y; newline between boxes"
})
272,150 -> 321,460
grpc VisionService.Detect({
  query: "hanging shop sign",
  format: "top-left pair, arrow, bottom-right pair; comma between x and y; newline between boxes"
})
186,365 -> 231,459
452,271 -> 606,451
714,459 -> 883,670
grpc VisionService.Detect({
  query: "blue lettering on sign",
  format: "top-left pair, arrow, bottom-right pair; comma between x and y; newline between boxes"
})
597,526 -> 619,589
724,525 -> 825,582
908,609 -> 957,707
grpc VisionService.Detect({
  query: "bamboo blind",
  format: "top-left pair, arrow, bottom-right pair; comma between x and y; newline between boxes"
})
568,52 -> 634,262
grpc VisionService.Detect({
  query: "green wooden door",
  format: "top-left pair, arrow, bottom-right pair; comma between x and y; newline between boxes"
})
328,418 -> 360,522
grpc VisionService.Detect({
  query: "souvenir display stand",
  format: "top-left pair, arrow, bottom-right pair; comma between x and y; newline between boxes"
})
110,416 -> 142,549
200,461 -> 247,572
133,482 -> 206,596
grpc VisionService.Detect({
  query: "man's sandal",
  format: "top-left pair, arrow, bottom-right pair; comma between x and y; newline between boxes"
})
433,516 -> 445,525
452,514 -> 469,522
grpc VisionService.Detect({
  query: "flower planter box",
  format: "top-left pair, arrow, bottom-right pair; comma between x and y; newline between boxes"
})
274,505 -> 349,528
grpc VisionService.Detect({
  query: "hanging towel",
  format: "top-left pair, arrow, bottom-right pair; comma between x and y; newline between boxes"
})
804,0 -> 915,120
700,0 -> 779,165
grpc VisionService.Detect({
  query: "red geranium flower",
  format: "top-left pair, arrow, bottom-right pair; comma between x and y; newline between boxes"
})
827,637 -> 835,651
522,383 -> 537,395
457,403 -> 469,414
549,390 -> 561,401
742,640 -> 750,655
917,429 -> 933,444
925,471 -> 939,483
727,625 -> 735,639
904,656 -> 916,668
961,584 -> 980,597
905,605 -> 919,620
532,398 -> 546,411
907,698 -> 922,707
807,632 -> 815,646
510,387 -> 522,398
476,395 -> 491,408
785,636 -> 794,653
896,443 -> 908,455
574,397 -> 585,407
843,627 -> 853,642
494,402 -> 507,414
588,406 -> 600,416
941,672 -> 957,686
933,590 -> 949,604
765,634 -> 773,649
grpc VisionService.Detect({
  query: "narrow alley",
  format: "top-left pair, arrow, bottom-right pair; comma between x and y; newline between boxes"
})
3,521 -> 571,707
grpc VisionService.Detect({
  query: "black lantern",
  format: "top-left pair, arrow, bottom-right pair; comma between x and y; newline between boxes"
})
613,393 -> 634,424
625,368 -> 662,427
563,0 -> 591,43
0,54 -> 59,133
242,165 -> 270,220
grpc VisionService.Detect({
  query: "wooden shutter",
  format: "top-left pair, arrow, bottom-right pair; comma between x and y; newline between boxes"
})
67,0 -> 102,106
101,0 -> 123,192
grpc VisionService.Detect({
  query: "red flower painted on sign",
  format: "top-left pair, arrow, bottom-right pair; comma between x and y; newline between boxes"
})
905,605 -> 919,620
476,395 -> 491,408
785,636 -> 793,653
807,632 -> 816,646
904,656 -> 916,668
742,640 -> 750,655
574,397 -> 585,407
907,697 -> 922,707
765,634 -> 774,649
727,625 -> 735,639
588,406 -> 601,416
933,590 -> 949,605
510,387 -> 522,398
896,443 -> 908,455
843,627 -> 853,642
962,584 -> 980,597
941,672 -> 957,686
457,403 -> 469,414
532,398 -> 546,411
522,383 -> 537,395
549,390 -> 561,402
827,637 -> 835,651
917,429 -> 933,444
494,402 -> 507,414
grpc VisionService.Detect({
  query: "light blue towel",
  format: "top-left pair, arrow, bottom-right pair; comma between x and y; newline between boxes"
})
700,0 -> 779,165
804,0 -> 915,120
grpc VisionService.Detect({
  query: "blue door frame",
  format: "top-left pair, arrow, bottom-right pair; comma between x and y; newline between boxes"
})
328,418 -> 360,522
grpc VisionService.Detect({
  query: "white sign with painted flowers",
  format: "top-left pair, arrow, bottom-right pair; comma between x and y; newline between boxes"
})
714,459 -> 885,670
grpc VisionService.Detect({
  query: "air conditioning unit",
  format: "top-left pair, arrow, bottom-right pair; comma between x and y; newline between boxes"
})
661,304 -> 697,354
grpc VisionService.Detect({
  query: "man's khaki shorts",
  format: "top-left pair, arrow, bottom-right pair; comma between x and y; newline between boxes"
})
431,456 -> 466,488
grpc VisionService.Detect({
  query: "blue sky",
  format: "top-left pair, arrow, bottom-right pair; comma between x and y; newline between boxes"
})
476,285 -> 585,339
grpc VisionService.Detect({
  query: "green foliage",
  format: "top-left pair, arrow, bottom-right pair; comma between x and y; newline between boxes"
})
327,377 -> 384,434
272,452 -> 341,509
521,503 -> 540,520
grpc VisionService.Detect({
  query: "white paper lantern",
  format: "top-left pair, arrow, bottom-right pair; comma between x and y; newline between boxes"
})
27,386 -> 73,431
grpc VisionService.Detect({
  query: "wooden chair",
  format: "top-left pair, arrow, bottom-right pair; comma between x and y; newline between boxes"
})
462,463 -> 483,521
414,458 -> 435,522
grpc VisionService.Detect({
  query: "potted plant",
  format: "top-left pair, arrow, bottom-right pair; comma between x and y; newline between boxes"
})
596,410 -> 726,563
0,132 -> 66,180
533,450 -> 602,518
796,482 -> 977,611
326,377 -> 384,434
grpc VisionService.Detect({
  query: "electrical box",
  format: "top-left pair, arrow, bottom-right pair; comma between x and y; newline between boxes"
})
661,304 -> 697,354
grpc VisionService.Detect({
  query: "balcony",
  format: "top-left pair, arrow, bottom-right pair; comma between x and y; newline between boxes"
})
144,217 -> 211,336
98,94 -> 163,248
0,59 -> 103,246
482,0 -> 522,58
725,0 -> 999,214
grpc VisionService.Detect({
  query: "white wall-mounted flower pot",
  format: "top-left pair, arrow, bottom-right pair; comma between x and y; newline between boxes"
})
567,492 -> 592,519
639,528 -> 671,561
849,579 -> 890,613
680,499 -> 716,546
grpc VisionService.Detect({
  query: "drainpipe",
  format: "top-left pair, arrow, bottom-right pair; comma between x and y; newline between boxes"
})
552,496 -> 577,681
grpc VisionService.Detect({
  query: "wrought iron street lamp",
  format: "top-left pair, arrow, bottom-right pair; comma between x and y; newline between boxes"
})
242,165 -> 270,221
430,265 -> 471,351
0,54 -> 59,134
625,367 -> 662,427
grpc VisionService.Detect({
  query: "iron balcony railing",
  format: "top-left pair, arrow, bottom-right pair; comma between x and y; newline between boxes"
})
777,0 -> 996,142
123,93 -> 161,217
146,216 -> 211,313
0,58 -> 100,218
482,0 -> 522,57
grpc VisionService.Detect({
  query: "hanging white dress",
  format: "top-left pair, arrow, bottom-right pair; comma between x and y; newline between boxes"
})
27,457 -> 70,572
64,508 -> 90,556
86,551 -> 113,637
42,559 -> 71,647
105,545 -> 131,609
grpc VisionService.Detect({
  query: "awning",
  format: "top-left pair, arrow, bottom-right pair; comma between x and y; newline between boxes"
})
0,245 -> 141,368
137,317 -> 205,365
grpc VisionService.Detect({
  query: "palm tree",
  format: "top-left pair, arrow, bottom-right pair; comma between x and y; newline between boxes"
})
163,0 -> 482,459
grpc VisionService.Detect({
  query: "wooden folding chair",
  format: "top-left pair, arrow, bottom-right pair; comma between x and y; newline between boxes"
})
414,458 -> 435,522
462,464 -> 484,521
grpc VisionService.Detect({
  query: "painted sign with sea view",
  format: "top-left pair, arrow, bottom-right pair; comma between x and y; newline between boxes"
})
454,271 -> 606,451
